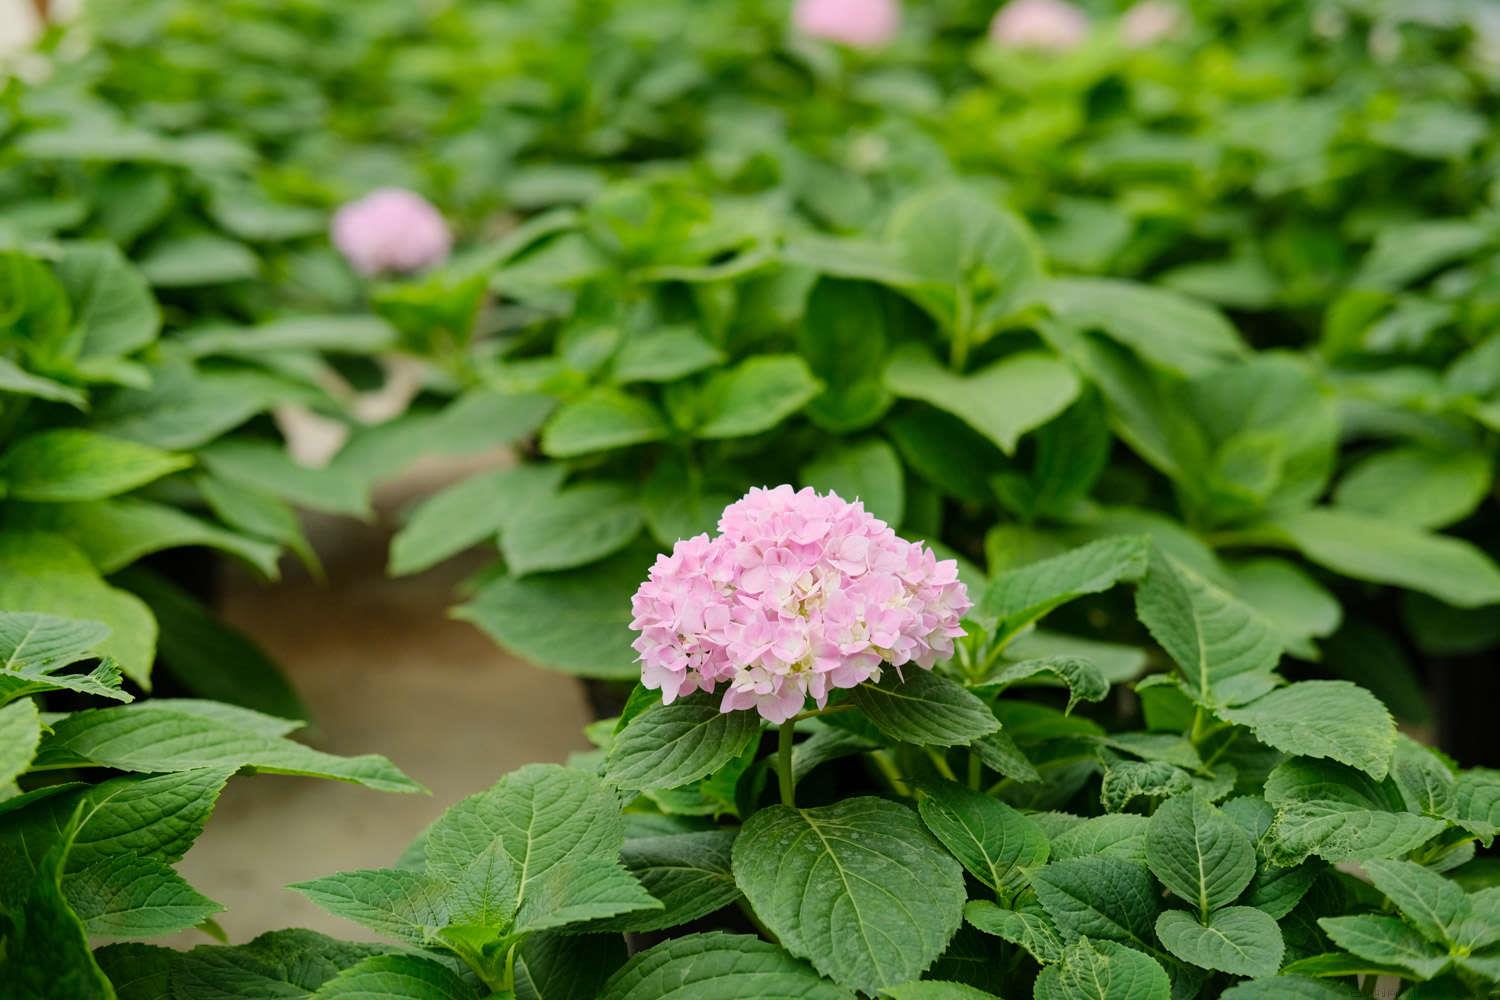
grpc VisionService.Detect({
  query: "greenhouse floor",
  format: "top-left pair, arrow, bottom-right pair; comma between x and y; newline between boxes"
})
160,460 -> 592,945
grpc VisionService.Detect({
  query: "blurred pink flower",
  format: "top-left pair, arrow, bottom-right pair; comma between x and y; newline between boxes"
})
331,188 -> 451,277
988,0 -> 1090,50
793,0 -> 901,49
629,485 -> 971,724
1121,0 -> 1183,46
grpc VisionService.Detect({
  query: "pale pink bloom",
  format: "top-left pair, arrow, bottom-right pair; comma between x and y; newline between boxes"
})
988,0 -> 1090,50
793,0 -> 901,49
331,188 -> 451,277
629,485 -> 971,724
1120,0 -> 1183,46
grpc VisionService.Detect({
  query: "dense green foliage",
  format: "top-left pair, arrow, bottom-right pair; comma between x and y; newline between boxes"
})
1,0 -> 1498,997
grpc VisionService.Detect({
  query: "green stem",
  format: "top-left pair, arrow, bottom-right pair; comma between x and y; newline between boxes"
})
967,749 -> 982,791
926,747 -> 958,782
776,721 -> 796,807
789,703 -> 854,723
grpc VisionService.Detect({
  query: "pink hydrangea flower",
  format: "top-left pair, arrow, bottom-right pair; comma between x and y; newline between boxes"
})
793,0 -> 901,49
1120,0 -> 1183,46
331,188 -> 451,277
988,0 -> 1090,50
629,485 -> 971,723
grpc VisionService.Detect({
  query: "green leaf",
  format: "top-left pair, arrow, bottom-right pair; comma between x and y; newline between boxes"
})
456,544 -> 644,680
1361,859 -> 1467,946
1051,815 -> 1150,864
67,767 -> 235,871
63,855 -> 221,937
0,533 -> 156,685
1262,509 -> 1500,608
1453,770 -> 1500,846
1155,906 -> 1284,977
979,536 -> 1148,638
33,701 -> 421,792
97,929 -> 383,999
514,857 -> 660,933
1220,976 -> 1363,999
1146,793 -> 1257,916
0,820 -> 114,1000
482,764 -> 625,906
540,388 -> 669,457
180,315 -> 397,361
1355,218 -> 1492,290
0,612 -> 118,702
595,830 -> 741,933
1100,760 -> 1195,813
1318,915 -> 1451,979
964,898 -> 1065,964
122,568 -> 304,721
390,464 -> 564,576
1032,857 -> 1160,949
1044,277 -> 1246,376
733,797 -> 965,994
0,357 -> 86,408
1134,548 -> 1283,708
879,983 -> 998,999
1222,681 -> 1396,780
5,498 -> 281,577
606,692 -> 762,791
971,729 -> 1042,783
597,932 -> 855,1000
200,441 -> 369,519
800,438 -> 905,527
291,868 -> 449,944
55,242 -> 159,359
799,279 -> 895,433
515,933 -> 626,1000
0,699 -> 41,787
848,669 -> 1000,748
1334,447 -> 1491,530
612,325 -> 723,384
196,473 -> 318,572
640,455 -> 734,546
139,233 -> 258,287
1225,557 -> 1341,658
982,656 -> 1109,714
1033,937 -> 1172,1000
694,355 -> 822,439
917,780 -> 1049,895
884,345 -> 1080,455
0,430 -> 188,502
500,481 -> 642,576
310,953 -> 475,1000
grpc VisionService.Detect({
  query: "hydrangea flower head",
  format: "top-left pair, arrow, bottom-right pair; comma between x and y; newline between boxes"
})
1120,0 -> 1183,47
331,188 -> 451,277
988,0 -> 1090,50
793,0 -> 902,49
630,485 -> 970,723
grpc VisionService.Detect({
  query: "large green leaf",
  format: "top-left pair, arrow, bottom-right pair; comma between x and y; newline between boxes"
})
1333,446 -> 1492,530
500,481 -> 642,576
55,242 -> 160,360
310,953 -> 475,1000
200,441 -> 369,519
848,669 -> 999,748
456,543 -> 644,679
512,857 -> 660,933
1261,509 -> 1500,608
799,278 -> 895,432
694,355 -> 822,439
291,868 -> 450,943
1361,859 -> 1467,946
1033,937 -> 1172,1000
606,692 -> 762,791
1031,857 -> 1160,950
595,830 -> 741,933
1155,906 -> 1284,977
540,388 -> 669,457
63,854 -> 221,938
597,933 -> 854,1000
884,345 -> 1080,455
1221,681 -> 1397,780
733,797 -> 965,994
389,464 -> 564,576
1134,548 -> 1283,707
1044,277 -> 1246,376
1146,793 -> 1257,917
1317,915 -> 1451,979
0,823 -> 114,1000
979,535 -> 1149,639
0,699 -> 41,787
33,701 -> 420,792
0,533 -> 156,685
0,430 -> 188,502
1220,976 -> 1363,999
917,780 -> 1048,895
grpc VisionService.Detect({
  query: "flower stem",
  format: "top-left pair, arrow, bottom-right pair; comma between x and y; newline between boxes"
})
777,721 -> 796,807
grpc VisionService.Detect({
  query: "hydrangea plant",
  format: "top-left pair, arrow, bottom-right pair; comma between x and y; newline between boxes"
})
26,488 -> 1490,1000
